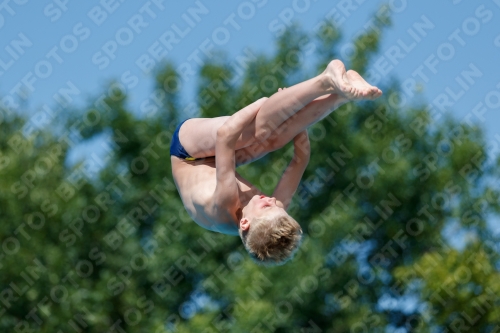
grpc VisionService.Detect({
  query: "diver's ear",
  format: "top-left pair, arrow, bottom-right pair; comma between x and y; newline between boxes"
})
240,217 -> 250,231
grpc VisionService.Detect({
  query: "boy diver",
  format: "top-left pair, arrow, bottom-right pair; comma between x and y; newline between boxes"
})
170,60 -> 382,265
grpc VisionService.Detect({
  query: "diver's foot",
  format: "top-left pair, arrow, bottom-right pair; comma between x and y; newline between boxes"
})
346,69 -> 382,100
322,60 -> 382,100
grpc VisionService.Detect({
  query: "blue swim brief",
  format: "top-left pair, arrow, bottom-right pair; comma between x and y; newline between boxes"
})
170,119 -> 197,161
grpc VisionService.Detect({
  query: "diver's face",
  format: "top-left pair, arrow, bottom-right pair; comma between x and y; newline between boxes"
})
244,195 -> 285,219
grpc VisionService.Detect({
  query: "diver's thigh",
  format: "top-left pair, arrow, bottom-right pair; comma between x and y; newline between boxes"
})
179,117 -> 229,158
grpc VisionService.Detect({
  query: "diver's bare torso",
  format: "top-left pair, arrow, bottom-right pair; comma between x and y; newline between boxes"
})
170,156 -> 262,235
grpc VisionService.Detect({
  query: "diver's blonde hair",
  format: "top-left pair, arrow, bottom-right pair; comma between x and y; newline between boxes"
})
239,213 -> 303,266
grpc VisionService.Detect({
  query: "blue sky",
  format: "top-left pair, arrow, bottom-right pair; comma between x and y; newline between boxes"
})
1,1 -> 499,325
1,0 -> 500,160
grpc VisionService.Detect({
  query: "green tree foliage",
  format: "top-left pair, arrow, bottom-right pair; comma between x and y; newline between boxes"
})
1,10 -> 500,333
